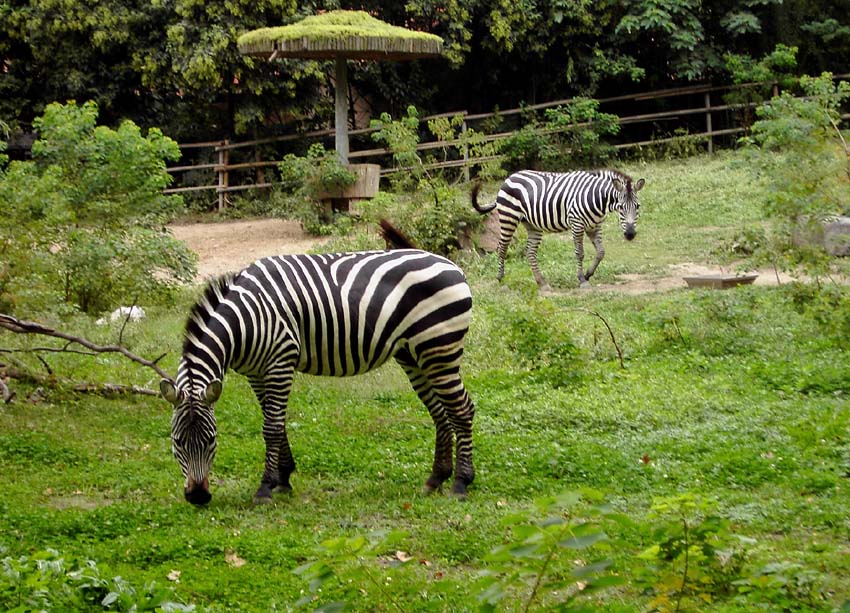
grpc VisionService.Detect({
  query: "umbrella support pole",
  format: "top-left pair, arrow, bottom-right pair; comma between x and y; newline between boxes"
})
334,59 -> 349,164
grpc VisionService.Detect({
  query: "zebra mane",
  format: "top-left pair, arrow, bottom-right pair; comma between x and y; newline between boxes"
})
589,168 -> 636,188
182,274 -> 236,358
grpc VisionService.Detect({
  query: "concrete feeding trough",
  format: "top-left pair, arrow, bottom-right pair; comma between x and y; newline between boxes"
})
683,273 -> 759,289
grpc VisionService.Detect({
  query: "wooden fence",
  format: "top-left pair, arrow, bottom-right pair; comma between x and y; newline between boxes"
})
164,77 -> 850,210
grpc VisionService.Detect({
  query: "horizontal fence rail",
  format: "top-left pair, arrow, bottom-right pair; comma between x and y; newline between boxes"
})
164,76 -> 850,210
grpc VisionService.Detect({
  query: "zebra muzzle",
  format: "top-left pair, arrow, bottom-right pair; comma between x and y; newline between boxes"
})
624,226 -> 637,241
185,476 -> 211,505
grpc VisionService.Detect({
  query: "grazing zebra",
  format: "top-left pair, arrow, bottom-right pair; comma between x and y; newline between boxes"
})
471,169 -> 645,290
160,229 -> 475,505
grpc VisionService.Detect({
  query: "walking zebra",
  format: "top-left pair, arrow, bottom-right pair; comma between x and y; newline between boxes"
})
160,233 -> 475,505
471,169 -> 645,290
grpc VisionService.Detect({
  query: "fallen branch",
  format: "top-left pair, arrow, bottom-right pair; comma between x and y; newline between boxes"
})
0,312 -> 172,382
569,307 -> 625,369
2,365 -> 158,398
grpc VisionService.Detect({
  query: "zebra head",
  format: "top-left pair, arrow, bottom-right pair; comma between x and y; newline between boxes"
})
611,176 -> 645,241
160,378 -> 222,505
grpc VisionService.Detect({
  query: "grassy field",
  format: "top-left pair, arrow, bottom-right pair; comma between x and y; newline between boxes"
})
2,151 -> 850,611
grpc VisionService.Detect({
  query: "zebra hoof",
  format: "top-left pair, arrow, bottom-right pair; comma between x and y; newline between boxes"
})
579,281 -> 592,290
422,483 -> 441,495
450,481 -> 469,500
253,483 -> 274,504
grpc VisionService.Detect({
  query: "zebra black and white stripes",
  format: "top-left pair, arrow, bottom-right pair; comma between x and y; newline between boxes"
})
472,169 -> 645,290
160,247 -> 476,504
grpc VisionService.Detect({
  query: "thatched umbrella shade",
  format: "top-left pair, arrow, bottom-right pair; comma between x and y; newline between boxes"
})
238,10 -> 443,164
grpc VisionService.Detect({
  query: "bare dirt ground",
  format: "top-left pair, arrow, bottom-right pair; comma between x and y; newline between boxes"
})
170,218 -> 327,280
170,218 -> 796,292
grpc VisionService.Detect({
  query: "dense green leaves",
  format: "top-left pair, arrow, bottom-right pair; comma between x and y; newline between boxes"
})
3,1 -> 850,141
0,101 -> 195,314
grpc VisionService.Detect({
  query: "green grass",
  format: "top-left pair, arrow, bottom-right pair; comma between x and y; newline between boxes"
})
2,150 -> 850,611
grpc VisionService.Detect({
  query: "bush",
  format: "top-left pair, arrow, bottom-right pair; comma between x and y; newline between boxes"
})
275,143 -> 356,236
498,97 -> 620,172
741,72 -> 850,278
0,101 -> 196,315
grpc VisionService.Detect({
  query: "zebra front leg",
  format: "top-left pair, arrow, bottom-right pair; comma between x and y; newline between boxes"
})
397,355 -> 455,493
251,369 -> 296,503
572,231 -> 590,288
525,228 -> 551,292
583,227 -> 605,283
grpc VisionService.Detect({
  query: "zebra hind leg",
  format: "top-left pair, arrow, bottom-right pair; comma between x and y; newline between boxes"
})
396,354 -> 455,493
496,213 -> 520,283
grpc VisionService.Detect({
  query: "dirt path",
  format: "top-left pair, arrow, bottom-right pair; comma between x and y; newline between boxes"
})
170,218 -> 327,280
171,218 -> 795,291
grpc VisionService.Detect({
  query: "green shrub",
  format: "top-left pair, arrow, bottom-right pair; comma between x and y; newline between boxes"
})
474,491 -> 625,611
498,97 -> 620,172
634,494 -> 748,611
0,101 -> 195,315
741,72 -> 850,278
275,143 -> 357,236
502,300 -> 584,388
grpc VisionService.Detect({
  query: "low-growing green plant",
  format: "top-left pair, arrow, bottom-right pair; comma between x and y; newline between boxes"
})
292,530 -> 411,611
370,106 -> 423,192
723,44 -> 800,129
473,490 -> 625,611
0,547 -> 194,611
498,97 -> 620,172
634,494 -> 748,612
427,113 -> 504,182
502,299 -> 584,388
741,72 -> 850,278
732,562 -> 829,610
367,108 -> 482,255
629,128 -> 708,163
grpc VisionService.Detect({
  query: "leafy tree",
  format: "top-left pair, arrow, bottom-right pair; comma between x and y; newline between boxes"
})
723,44 -> 800,129
614,0 -> 785,83
0,101 -> 195,315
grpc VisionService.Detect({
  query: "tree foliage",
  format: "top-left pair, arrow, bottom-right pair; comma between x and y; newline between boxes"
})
3,1 -> 850,142
0,101 -> 196,315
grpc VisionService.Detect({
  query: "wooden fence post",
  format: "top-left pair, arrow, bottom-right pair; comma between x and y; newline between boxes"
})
217,140 -> 229,211
704,92 -> 713,154
462,118 -> 469,182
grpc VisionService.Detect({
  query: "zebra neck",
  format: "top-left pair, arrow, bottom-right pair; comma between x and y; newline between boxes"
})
179,333 -> 232,389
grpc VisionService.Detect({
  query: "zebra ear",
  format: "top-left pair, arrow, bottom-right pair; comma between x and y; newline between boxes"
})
634,178 -> 646,192
204,380 -> 223,405
611,178 -> 625,193
160,379 -> 180,405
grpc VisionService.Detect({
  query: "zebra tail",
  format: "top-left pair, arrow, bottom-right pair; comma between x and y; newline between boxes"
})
470,182 -> 497,214
378,218 -> 418,250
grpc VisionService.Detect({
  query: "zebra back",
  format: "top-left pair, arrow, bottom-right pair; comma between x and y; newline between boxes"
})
178,249 -> 473,383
